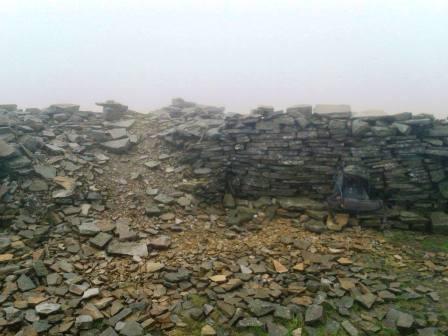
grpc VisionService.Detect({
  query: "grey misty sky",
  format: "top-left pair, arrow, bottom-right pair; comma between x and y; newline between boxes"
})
0,0 -> 447,116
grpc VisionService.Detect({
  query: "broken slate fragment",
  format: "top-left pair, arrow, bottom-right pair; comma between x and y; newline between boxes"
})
154,193 -> 174,204
101,138 -> 131,153
397,311 -> 414,330
116,218 -> 137,241
89,232 -> 113,249
107,240 -> 148,257
305,305 -> 323,325
79,220 -> 101,236
35,302 -> 61,315
17,274 -> 36,291
119,321 -> 143,336
144,160 -> 161,169
149,235 -> 171,249
34,164 -> 57,179
341,320 -> 359,336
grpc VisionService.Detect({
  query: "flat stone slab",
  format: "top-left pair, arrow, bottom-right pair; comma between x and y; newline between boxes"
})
89,232 -> 113,248
34,165 -> 57,179
277,197 -> 325,211
35,302 -> 61,315
106,240 -> 148,257
0,140 -> 15,158
103,119 -> 135,129
109,128 -> 128,139
101,138 -> 131,153
148,235 -> 171,249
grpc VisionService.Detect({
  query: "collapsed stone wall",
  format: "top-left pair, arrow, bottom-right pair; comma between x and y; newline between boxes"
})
177,104 -> 448,230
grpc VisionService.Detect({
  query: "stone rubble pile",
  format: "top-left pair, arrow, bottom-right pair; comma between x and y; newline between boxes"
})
174,104 -> 448,231
0,102 -> 144,334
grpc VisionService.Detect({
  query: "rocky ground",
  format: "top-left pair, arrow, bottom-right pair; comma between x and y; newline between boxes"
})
0,101 -> 447,336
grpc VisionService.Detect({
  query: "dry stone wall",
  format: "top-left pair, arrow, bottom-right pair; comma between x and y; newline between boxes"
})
179,104 -> 448,230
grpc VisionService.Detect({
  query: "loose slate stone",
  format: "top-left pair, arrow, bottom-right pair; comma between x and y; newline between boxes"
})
164,269 -> 190,283
0,139 -> 15,158
89,232 -> 113,248
28,179 -> 48,191
34,165 -> 57,179
148,235 -> 171,249
144,160 -> 161,169
201,325 -> 216,336
341,320 -> 359,336
267,322 -> 289,336
32,260 -> 48,277
209,274 -> 227,283
17,274 -> 36,291
145,262 -> 164,273
109,128 -> 128,139
154,193 -> 174,204
272,259 -> 288,273
397,311 -> 414,329
237,317 -> 263,328
35,302 -> 61,315
248,299 -> 275,317
76,314 -> 94,329
305,305 -> 323,324
274,306 -> 292,320
101,138 -> 131,153
107,240 -> 148,257
79,220 -> 101,236
100,327 -> 119,336
0,237 -> 11,253
304,220 -> 327,234
116,219 -> 137,241
417,327 -> 439,336
355,292 -> 376,309
119,321 -> 143,336
108,307 -> 132,326
82,288 -> 100,300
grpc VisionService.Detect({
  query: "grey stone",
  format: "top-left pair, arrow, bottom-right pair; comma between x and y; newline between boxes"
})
35,302 -> 61,315
149,235 -> 171,249
0,140 -> 15,158
89,232 -> 113,248
108,307 -> 132,326
0,237 -> 11,253
101,138 -> 131,153
32,260 -> 48,277
119,321 -> 143,336
164,269 -> 191,283
154,193 -> 174,204
144,160 -> 161,169
76,314 -> 94,329
341,320 -> 359,336
277,197 -> 325,211
79,220 -> 101,236
109,128 -> 128,139
28,179 -> 48,192
397,311 -> 414,329
107,240 -> 148,257
305,305 -> 323,324
237,317 -> 263,328
267,322 -> 288,336
17,274 -> 36,291
100,327 -> 119,336
304,220 -> 326,234
248,300 -> 275,317
354,292 -> 376,309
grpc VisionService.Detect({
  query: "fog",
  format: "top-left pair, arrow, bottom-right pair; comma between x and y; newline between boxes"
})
1,1 -> 447,116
